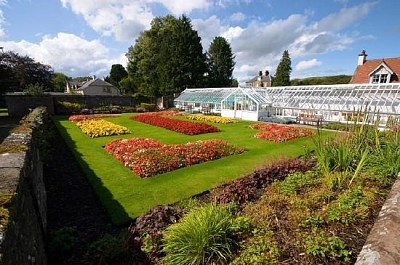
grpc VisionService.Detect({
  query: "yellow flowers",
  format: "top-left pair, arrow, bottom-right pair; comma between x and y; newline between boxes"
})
186,114 -> 237,124
76,119 -> 130,138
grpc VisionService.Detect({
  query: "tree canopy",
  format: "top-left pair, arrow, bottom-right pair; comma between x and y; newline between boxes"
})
105,64 -> 128,89
52,72 -> 70,92
0,51 -> 54,93
272,50 -> 292,86
291,75 -> 352,86
126,15 -> 207,97
206,36 -> 235,87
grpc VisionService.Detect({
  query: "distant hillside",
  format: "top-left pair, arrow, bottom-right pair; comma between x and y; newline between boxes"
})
291,75 -> 352,86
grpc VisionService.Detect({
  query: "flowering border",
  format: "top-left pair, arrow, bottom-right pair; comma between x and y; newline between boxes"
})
131,113 -> 220,135
250,123 -> 313,142
105,138 -> 245,177
76,119 -> 130,138
68,114 -> 120,122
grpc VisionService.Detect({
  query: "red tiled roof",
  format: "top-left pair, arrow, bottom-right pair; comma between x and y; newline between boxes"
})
350,57 -> 400,83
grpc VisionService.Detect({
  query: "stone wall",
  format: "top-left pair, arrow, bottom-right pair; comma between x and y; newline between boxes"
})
0,107 -> 49,265
5,94 -> 141,117
355,177 -> 400,264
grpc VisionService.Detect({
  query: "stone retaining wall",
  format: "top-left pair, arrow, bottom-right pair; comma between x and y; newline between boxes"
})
0,107 -> 49,265
355,176 -> 400,264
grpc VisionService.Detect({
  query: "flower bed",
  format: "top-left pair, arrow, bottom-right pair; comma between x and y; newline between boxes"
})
131,114 -> 220,135
251,123 -> 313,142
105,138 -> 245,177
186,114 -> 237,124
76,119 -> 130,138
68,114 -> 120,122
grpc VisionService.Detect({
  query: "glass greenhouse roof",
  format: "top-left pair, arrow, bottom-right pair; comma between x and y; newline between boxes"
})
175,83 -> 400,115
174,88 -> 234,104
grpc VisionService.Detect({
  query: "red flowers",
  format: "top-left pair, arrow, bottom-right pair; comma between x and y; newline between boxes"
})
105,138 -> 245,177
250,123 -> 313,142
131,113 -> 220,135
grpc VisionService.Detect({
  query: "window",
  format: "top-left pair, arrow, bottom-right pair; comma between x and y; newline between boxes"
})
372,74 -> 388,83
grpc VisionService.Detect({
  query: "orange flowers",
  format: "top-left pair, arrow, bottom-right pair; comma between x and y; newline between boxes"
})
250,123 -> 313,142
105,138 -> 245,177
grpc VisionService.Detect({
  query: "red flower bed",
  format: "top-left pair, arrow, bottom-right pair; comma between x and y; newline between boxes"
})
68,114 -> 119,122
105,138 -> 245,177
131,114 -> 220,135
250,123 -> 313,142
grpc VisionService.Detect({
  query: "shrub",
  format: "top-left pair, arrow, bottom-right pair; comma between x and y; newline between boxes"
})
213,157 -> 316,204
128,205 -> 184,263
304,229 -> 351,261
23,83 -> 44,95
140,103 -> 156,111
83,234 -> 127,265
48,226 -> 78,255
162,203 -> 248,265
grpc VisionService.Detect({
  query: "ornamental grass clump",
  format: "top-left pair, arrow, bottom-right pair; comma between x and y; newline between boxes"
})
162,203 -> 250,265
76,119 -> 130,137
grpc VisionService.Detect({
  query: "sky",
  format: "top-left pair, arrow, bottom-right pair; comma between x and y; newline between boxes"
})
0,0 -> 399,84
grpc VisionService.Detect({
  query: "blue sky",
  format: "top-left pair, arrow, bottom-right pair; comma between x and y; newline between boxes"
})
0,0 -> 399,84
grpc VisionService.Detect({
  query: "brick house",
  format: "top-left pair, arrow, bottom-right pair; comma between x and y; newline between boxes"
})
350,50 -> 400,84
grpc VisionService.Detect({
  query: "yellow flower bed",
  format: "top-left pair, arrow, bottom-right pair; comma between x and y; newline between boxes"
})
186,114 -> 237,124
76,119 -> 130,138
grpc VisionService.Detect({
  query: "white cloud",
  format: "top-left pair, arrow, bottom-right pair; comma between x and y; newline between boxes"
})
60,0 -> 211,41
230,12 -> 246,22
295,59 -> 322,71
0,33 -> 126,77
0,0 -> 7,39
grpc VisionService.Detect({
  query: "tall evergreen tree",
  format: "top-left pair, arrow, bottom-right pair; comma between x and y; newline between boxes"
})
206,36 -> 235,87
126,15 -> 206,97
105,64 -> 128,88
272,50 -> 292,86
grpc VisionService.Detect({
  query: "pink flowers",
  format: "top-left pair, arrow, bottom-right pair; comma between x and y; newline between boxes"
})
131,113 -> 220,135
250,123 -> 313,142
68,114 -> 120,122
105,138 -> 245,177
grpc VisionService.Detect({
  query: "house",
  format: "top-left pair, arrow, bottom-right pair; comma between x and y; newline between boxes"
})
350,50 -> 400,84
66,77 -> 121,96
245,70 -> 271,87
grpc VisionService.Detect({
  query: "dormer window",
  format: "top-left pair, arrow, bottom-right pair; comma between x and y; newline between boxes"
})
372,74 -> 388,83
369,62 -> 392,84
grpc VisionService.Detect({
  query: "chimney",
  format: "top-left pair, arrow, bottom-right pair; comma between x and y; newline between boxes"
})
358,50 -> 367,65
257,70 -> 262,82
92,75 -> 96,80
264,70 -> 269,76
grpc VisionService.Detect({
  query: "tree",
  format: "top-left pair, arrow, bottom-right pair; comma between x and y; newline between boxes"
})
206,36 -> 235,87
52,72 -> 70,92
272,50 -> 292,86
118,76 -> 136,95
126,15 -> 207,97
0,51 -> 54,93
105,64 -> 128,88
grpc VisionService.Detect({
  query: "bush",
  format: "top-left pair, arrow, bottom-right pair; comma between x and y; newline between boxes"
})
140,103 -> 156,111
162,203 -> 248,265
83,234 -> 127,265
213,157 -> 316,204
128,205 -> 184,263
23,83 -> 45,95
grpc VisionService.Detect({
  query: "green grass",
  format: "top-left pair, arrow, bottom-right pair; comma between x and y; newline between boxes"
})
53,114 -> 334,224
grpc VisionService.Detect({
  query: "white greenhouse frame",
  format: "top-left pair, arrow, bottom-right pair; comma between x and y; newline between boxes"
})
174,83 -> 400,125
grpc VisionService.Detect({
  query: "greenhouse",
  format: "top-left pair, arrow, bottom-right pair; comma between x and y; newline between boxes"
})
174,83 -> 400,125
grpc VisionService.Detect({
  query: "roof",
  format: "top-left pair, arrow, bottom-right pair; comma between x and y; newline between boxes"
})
77,78 -> 115,90
351,57 -> 400,83
245,75 -> 271,83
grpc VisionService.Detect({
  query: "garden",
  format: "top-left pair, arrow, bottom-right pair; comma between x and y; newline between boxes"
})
52,111 -> 399,264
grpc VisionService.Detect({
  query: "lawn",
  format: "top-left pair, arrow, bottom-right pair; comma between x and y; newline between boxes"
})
53,113 -> 333,224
